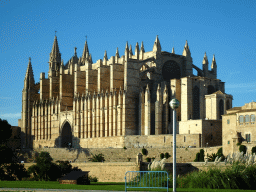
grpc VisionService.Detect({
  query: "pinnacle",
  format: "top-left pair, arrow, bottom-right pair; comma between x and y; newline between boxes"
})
104,50 -> 108,60
172,47 -> 175,54
129,44 -> 133,55
153,35 -> 161,52
140,41 -> 145,53
125,41 -> 129,50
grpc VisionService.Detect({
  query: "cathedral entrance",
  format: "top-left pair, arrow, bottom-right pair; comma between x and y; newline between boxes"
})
61,122 -> 72,148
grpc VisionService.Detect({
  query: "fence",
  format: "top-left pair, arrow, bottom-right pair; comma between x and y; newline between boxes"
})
124,171 -> 169,192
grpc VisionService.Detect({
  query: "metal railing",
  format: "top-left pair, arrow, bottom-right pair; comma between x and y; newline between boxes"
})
124,171 -> 169,192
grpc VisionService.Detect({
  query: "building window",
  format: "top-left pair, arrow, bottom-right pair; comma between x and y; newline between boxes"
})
228,141 -> 230,144
184,136 -> 186,142
246,134 -> 251,142
251,115 -> 255,124
211,134 -> 213,140
219,99 -> 224,119
245,115 -> 250,124
239,115 -> 244,124
227,119 -> 230,124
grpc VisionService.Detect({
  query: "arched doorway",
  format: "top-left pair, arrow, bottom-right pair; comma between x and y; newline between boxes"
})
61,121 -> 72,148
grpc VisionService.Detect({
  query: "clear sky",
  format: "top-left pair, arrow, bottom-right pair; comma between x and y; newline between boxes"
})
0,0 -> 255,126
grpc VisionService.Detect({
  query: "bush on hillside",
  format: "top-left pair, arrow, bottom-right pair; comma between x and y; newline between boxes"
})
160,153 -> 164,159
142,148 -> 147,155
164,152 -> 170,159
251,146 -> 256,155
89,153 -> 105,162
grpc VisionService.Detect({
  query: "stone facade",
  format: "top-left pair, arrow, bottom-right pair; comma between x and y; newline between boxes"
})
18,35 -> 232,149
222,101 -> 256,156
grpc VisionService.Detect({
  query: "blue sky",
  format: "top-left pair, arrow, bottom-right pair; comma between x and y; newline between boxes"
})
0,0 -> 255,126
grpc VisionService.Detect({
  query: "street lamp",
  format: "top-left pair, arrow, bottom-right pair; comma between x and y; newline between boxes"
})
169,98 -> 180,192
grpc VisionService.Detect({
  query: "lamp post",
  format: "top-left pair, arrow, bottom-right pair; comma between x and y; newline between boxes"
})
169,98 -> 180,192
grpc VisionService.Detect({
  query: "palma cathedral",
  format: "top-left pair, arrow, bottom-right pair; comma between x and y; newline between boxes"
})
19,35 -> 233,149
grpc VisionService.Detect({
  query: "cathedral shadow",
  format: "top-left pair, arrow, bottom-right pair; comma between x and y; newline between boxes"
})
54,135 -> 90,162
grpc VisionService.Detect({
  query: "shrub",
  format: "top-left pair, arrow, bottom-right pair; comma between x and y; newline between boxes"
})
237,142 -> 241,146
89,153 -> 105,162
123,146 -> 127,149
3,163 -> 29,181
217,147 -> 222,157
160,153 -> 164,159
142,148 -> 147,155
239,145 -> 247,154
152,157 -> 155,161
199,149 -> 204,162
89,175 -> 98,182
194,152 -> 200,162
207,153 -> 217,162
252,146 -> 256,155
127,158 -> 131,162
164,152 -> 170,159
146,157 -> 151,162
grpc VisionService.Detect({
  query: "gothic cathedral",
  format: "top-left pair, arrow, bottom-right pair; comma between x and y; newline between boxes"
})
19,35 -> 233,149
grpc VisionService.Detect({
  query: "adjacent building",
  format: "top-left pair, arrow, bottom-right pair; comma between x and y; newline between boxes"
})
222,101 -> 256,156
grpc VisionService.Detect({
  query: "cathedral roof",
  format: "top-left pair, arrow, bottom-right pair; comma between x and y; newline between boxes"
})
212,90 -> 224,95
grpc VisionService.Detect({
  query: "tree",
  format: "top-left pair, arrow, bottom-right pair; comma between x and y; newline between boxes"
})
252,146 -> 256,155
199,149 -> 204,162
0,118 -> 12,145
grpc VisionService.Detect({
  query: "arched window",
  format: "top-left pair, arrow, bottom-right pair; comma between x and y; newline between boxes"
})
219,99 -> 224,119
239,115 -> 244,124
162,60 -> 181,81
251,115 -> 255,124
207,85 -> 215,94
226,100 -> 230,110
193,86 -> 200,119
245,115 -> 250,123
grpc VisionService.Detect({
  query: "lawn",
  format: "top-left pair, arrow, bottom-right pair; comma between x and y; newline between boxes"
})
1,181 -> 256,192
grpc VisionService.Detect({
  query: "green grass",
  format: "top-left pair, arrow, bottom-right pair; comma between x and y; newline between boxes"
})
1,181 -> 256,192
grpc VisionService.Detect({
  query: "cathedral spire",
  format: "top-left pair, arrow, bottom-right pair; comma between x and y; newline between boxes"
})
49,35 -> 61,64
153,35 -> 161,52
202,52 -> 208,65
25,57 -> 35,87
172,47 -> 175,54
81,39 -> 90,63
182,40 -> 191,57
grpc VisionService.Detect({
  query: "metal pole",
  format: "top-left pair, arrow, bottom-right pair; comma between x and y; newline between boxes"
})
173,109 -> 176,192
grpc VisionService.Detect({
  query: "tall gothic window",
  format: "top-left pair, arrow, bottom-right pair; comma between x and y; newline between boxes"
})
226,100 -> 230,110
219,99 -> 224,119
193,86 -> 200,119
